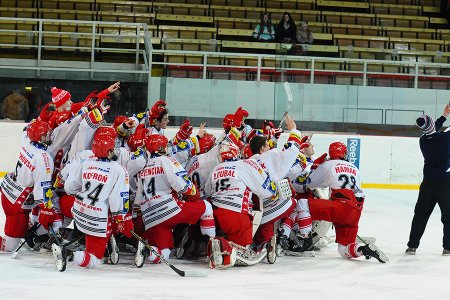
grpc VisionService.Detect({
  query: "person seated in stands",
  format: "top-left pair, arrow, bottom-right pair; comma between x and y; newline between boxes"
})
295,21 -> 314,56
296,21 -> 314,45
275,12 -> 297,44
252,13 -> 275,42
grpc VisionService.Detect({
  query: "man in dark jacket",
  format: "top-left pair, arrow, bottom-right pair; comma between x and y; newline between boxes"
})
406,103 -> 450,255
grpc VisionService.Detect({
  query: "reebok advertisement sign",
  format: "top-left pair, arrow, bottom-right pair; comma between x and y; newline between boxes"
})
347,138 -> 360,169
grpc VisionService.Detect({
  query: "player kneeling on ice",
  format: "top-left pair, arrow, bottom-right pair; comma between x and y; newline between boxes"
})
204,142 -> 282,269
134,134 -> 216,267
56,135 -> 134,270
296,142 -> 387,263
0,120 -> 54,252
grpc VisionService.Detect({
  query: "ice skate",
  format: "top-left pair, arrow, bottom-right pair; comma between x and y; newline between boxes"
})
107,235 -> 120,265
266,234 -> 277,264
51,243 -> 67,272
134,240 -> 149,268
284,233 -> 315,257
231,243 -> 267,266
358,243 -> 388,263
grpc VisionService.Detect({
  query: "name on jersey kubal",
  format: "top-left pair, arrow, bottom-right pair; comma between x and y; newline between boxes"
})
213,169 -> 235,180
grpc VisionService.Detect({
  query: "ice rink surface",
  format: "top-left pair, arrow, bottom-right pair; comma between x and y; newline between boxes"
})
1,188 -> 450,300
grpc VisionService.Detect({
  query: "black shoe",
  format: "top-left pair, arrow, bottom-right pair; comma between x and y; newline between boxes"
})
405,247 -> 416,255
358,244 -> 388,263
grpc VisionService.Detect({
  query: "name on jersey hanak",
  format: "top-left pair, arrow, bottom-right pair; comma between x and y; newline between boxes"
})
213,169 -> 235,180
140,166 -> 164,177
83,172 -> 108,183
335,165 -> 357,176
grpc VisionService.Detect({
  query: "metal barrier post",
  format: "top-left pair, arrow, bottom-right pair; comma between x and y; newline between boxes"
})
414,63 -> 419,89
37,20 -> 43,77
363,61 -> 367,86
203,53 -> 207,79
136,26 -> 140,69
90,22 -> 96,78
257,55 -> 261,82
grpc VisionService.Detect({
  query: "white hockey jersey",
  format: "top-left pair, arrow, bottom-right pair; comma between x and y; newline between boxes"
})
47,110 -> 86,160
64,110 -> 100,164
251,145 -> 299,182
307,159 -> 362,192
185,145 -> 220,195
64,158 -> 130,237
1,142 -> 54,209
136,155 -> 195,229
204,159 -> 277,215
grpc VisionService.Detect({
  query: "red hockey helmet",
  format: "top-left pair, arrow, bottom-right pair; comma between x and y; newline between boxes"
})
329,142 -> 348,160
92,135 -> 116,158
113,115 -> 129,130
145,134 -> 169,154
199,133 -> 216,154
27,120 -> 50,143
219,142 -> 240,162
94,126 -> 117,140
128,126 -> 149,152
222,114 -> 234,131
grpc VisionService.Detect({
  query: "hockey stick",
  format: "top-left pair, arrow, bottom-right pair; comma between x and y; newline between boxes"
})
131,230 -> 208,277
11,223 -> 41,259
279,82 -> 294,128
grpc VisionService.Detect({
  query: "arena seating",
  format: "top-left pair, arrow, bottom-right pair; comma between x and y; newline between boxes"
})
0,0 -> 448,86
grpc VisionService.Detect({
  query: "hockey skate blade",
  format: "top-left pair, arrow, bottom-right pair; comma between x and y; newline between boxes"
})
367,243 -> 389,263
283,250 -> 315,257
183,270 -> 208,277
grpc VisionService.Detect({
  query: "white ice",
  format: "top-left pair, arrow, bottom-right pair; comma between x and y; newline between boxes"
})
1,188 -> 449,300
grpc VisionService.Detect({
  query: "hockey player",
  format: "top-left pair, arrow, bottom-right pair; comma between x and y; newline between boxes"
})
131,100 -> 168,133
204,142 -> 281,268
0,120 -> 54,252
298,142 -> 387,263
57,134 -> 134,269
134,134 -> 216,267
245,115 -> 302,262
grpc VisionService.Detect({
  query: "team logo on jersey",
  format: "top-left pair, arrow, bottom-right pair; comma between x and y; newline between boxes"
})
121,192 -> 130,212
41,180 -> 52,187
269,181 -> 277,193
132,148 -> 144,159
43,187 -> 53,206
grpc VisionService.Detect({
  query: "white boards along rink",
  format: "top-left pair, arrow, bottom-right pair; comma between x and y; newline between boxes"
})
0,121 -> 423,189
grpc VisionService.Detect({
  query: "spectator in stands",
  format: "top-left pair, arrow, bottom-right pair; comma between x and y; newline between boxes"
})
275,12 -> 297,44
296,21 -> 314,45
294,21 -> 314,56
253,14 -> 275,42
1,90 -> 29,120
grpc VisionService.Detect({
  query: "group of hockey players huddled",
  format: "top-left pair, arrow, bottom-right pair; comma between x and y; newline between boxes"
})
0,81 -> 387,272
